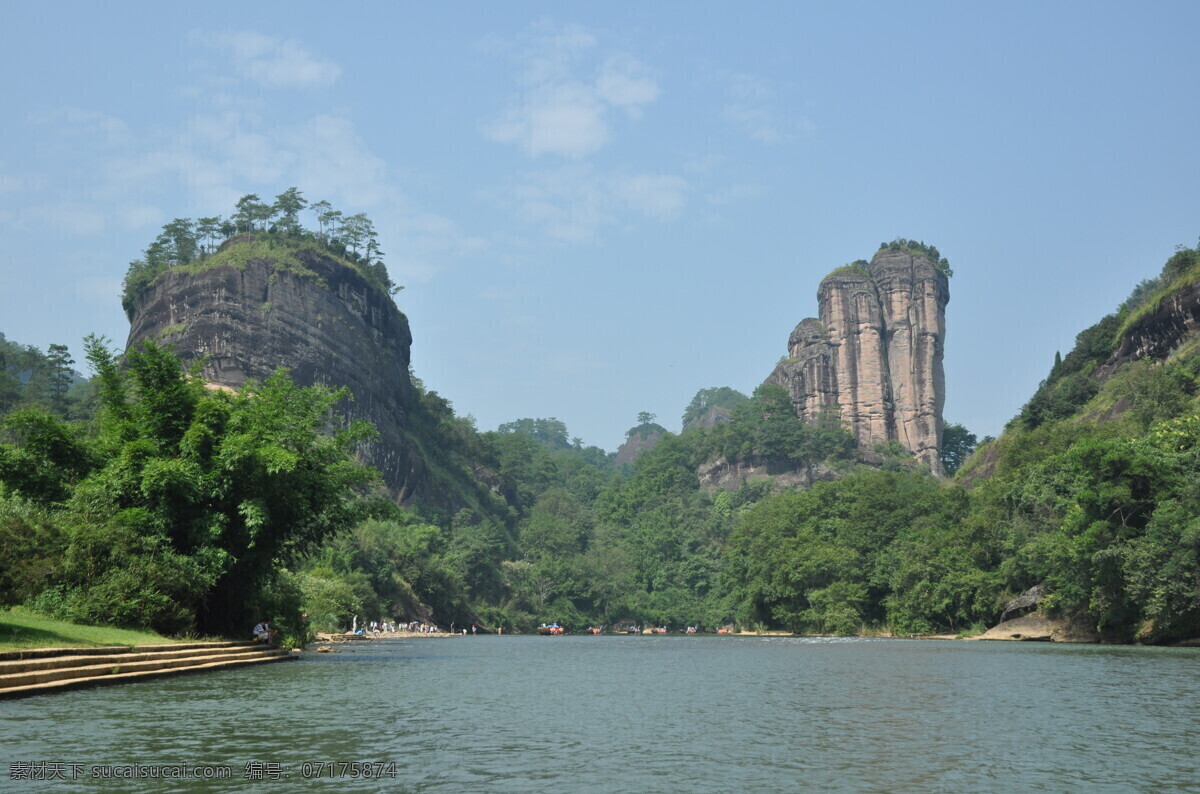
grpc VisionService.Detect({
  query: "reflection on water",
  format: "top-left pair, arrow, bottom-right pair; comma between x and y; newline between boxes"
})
3,637 -> 1198,792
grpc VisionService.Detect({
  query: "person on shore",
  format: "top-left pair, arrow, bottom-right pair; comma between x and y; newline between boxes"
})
252,621 -> 272,644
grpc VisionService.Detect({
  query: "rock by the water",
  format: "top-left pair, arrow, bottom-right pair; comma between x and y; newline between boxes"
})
999,584 -> 1047,623
971,612 -> 1099,643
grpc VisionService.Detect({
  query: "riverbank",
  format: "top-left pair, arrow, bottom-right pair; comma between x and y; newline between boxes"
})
0,607 -> 180,653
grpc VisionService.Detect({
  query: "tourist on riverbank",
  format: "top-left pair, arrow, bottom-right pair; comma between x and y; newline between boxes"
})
252,621 -> 274,645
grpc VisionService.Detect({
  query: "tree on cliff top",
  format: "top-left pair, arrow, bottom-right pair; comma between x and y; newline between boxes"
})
879,238 -> 953,278
627,412 -> 667,440
121,188 -> 400,316
681,387 -> 749,430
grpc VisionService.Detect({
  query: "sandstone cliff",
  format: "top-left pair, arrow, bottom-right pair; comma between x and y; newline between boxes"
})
125,236 -> 424,498
765,247 -> 950,474
696,455 -> 839,492
1106,278 -> 1200,369
614,426 -> 665,466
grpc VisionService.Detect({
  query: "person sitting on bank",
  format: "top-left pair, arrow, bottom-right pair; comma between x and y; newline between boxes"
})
252,621 -> 273,644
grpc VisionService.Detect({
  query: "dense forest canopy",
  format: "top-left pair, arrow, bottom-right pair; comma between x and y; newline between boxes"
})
4,237 -> 1200,645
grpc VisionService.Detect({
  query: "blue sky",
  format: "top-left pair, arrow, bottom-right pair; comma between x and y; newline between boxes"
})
3,2 -> 1199,451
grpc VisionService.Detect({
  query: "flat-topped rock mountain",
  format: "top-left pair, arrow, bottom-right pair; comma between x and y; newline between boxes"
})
765,245 -> 950,474
125,236 -> 425,499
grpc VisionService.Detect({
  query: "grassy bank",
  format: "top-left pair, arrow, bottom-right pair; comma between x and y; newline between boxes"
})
0,607 -> 179,652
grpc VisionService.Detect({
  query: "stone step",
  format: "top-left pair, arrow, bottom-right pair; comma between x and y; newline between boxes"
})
0,643 -> 274,678
0,650 -> 296,700
0,640 -> 258,662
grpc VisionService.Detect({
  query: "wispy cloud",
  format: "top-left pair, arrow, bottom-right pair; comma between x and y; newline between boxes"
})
194,31 -> 342,88
596,53 -> 660,115
723,73 -> 813,144
9,31 -> 479,288
481,22 -> 689,242
508,164 -> 612,243
0,173 -> 22,196
496,164 -> 689,243
484,22 -> 659,159
706,183 -> 763,206
611,174 -> 687,221
26,108 -> 132,146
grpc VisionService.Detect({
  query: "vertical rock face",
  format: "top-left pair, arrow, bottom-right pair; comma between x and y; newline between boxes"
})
765,248 -> 949,474
125,242 -> 423,498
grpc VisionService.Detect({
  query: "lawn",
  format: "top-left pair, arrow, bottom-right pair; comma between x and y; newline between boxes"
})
0,607 -> 178,652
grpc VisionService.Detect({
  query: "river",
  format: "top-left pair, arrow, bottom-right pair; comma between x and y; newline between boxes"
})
3,636 -> 1198,792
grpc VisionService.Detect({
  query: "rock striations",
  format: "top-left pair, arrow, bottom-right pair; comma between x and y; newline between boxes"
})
765,247 -> 950,474
125,236 -> 423,499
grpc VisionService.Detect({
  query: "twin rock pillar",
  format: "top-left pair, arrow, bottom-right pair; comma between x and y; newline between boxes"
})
765,249 -> 949,475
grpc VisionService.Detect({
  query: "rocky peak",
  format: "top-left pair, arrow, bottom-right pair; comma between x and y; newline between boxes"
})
125,239 -> 425,498
614,426 -> 665,466
765,244 -> 950,474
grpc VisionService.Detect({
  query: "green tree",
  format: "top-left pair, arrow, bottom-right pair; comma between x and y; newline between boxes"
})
341,213 -> 371,259
311,200 -> 333,240
681,386 -> 749,429
1113,360 -> 1195,431
36,338 -> 379,634
234,193 -> 271,232
272,187 -> 307,235
196,216 -> 223,254
940,423 -> 978,476
314,201 -> 342,244
157,218 -> 199,265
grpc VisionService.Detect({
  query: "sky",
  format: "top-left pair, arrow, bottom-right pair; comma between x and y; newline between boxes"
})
3,2 -> 1200,452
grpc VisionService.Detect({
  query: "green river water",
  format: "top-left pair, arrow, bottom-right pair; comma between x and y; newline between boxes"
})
2,636 -> 1198,792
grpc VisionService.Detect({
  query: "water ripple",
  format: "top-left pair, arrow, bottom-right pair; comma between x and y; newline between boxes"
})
3,637 -> 1199,792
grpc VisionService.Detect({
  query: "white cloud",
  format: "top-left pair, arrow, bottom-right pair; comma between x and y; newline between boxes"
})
284,115 -> 390,207
509,164 -> 613,243
488,81 -> 611,159
196,31 -> 341,88
495,165 -> 688,242
485,23 -> 659,159
8,31 -> 482,290
382,209 -> 486,285
22,97 -> 477,283
706,183 -> 763,206
596,53 -> 659,113
723,73 -> 813,144
26,108 -> 132,146
612,174 -> 687,221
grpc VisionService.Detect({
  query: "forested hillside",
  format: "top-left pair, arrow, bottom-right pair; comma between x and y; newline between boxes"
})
3,235 -> 1199,644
